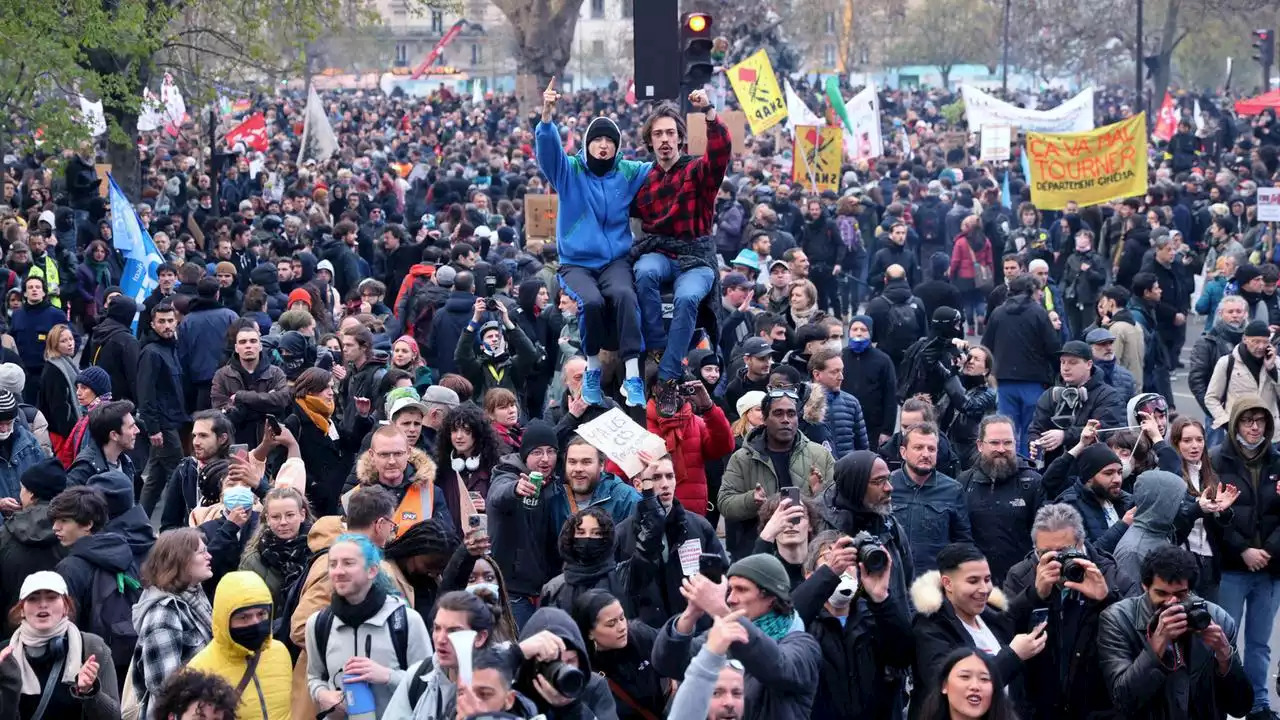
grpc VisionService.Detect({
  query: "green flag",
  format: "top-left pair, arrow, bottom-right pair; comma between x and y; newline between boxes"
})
824,77 -> 854,131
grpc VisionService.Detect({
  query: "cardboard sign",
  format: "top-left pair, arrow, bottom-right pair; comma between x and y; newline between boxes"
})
792,125 -> 843,193
687,113 -> 708,156
1259,187 -> 1280,223
980,125 -> 1012,162
95,164 -> 111,197
943,132 -> 970,166
686,111 -> 748,157
525,194 -> 558,240
574,407 -> 668,479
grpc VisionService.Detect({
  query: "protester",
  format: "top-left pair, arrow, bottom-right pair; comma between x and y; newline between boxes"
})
0,459 -> 68,631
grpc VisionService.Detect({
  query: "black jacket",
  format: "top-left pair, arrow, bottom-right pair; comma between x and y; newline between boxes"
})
426,291 -> 479,375
1209,409 -> 1280,575
865,281 -> 927,369
790,565 -> 914,720
982,294 -> 1062,385
159,456 -> 203,532
842,345 -> 898,444
487,453 -> 562,597
283,400 -> 358,518
615,494 -> 724,628
82,315 -> 140,404
798,215 -> 847,273
958,461 -> 1045,584
37,362 -> 79,438
1003,544 -> 1139,720
1097,595 -> 1251,720
54,530 -> 138,642
136,334 -> 187,435
1028,370 -> 1127,465
820,452 -> 916,603
317,236 -> 362,299
867,245 -> 920,295
912,279 -> 963,319
1188,323 -> 1240,417
1043,453 -> 1135,554
512,608 -> 620,720
590,621 -> 666,720
0,503 -> 66,632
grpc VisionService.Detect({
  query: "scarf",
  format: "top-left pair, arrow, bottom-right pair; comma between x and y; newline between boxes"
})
297,395 -> 337,440
331,583 -> 388,629
10,618 -> 83,694
257,527 -> 312,590
85,257 -> 112,290
492,421 -> 523,449
49,355 -> 82,420
752,611 -> 793,642
790,304 -> 819,327
647,401 -> 692,483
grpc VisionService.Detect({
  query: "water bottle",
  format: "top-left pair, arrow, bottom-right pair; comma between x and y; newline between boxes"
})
523,472 -> 543,508
344,674 -> 377,720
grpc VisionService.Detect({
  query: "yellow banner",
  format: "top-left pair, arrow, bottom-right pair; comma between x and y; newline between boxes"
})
727,49 -> 787,134
1025,113 -> 1148,211
792,125 -> 842,193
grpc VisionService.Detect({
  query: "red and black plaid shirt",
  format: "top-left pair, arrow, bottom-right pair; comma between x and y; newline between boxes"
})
631,114 -> 731,239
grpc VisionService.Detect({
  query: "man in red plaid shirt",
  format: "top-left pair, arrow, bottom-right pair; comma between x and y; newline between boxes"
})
630,90 -> 732,415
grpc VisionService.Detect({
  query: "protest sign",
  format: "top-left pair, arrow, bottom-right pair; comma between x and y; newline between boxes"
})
1258,187 -> 1280,222
980,125 -> 1012,162
574,407 -> 669,479
792,125 -> 842,193
687,111 -> 749,156
961,86 -> 1095,133
943,132 -> 971,166
1025,113 -> 1148,211
525,194 -> 559,240
727,49 -> 787,135
95,164 -> 111,197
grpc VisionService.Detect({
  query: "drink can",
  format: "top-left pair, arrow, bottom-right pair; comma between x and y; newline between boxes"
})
523,472 -> 544,508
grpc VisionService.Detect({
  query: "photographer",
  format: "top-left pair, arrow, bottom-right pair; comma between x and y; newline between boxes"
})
1097,546 -> 1250,720
455,298 -> 540,415
896,306 -> 967,406
1003,504 -> 1138,720
1027,341 -> 1125,467
790,530 -> 913,720
820,450 -> 915,602
510,606 -> 618,720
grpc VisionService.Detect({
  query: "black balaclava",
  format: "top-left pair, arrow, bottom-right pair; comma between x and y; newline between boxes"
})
583,117 -> 621,177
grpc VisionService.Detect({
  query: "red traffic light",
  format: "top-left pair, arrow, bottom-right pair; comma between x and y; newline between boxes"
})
686,13 -> 711,34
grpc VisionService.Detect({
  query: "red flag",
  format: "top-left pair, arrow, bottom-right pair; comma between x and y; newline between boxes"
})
1153,93 -> 1178,142
226,112 -> 268,152
624,79 -> 636,106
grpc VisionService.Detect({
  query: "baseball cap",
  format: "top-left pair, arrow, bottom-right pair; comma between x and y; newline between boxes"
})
769,259 -> 790,273
436,265 -> 457,288
742,337 -> 773,358
1057,341 -> 1092,360
19,571 -> 67,601
389,396 -> 429,419
1084,328 -> 1115,345
722,272 -> 751,290
422,385 -> 461,407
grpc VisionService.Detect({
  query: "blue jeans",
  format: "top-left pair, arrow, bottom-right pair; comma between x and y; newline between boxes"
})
997,381 -> 1045,457
1217,570 -> 1280,711
634,253 -> 715,381
510,594 -> 537,631
1205,415 -> 1226,450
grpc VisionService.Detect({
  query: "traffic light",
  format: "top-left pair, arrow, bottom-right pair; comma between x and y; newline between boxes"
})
1254,29 -> 1274,90
680,12 -> 714,95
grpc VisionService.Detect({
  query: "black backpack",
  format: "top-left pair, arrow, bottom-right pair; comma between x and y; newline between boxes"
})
273,547 -> 329,663
312,603 -> 410,682
917,205 -> 943,245
88,568 -> 142,665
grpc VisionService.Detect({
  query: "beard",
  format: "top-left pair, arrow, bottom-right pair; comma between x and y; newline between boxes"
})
905,461 -> 934,478
867,498 -> 893,517
976,453 -> 1019,481
1089,480 -> 1119,500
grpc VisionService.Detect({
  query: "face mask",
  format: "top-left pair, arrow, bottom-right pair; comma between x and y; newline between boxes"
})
0,427 -> 14,441
824,340 -> 843,354
848,337 -> 871,353
1237,433 -> 1268,452
771,339 -> 788,356
828,572 -> 858,609
466,582 -> 500,598
229,618 -> 271,651
1120,458 -> 1133,477
571,537 -> 612,563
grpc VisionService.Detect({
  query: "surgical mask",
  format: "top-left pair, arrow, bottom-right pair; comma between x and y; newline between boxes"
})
466,582 -> 500,598
848,337 -> 871,353
0,427 -> 14,441
824,340 -> 843,354
229,619 -> 271,651
1120,457 -> 1133,477
828,572 -> 858,609
1236,433 -> 1268,452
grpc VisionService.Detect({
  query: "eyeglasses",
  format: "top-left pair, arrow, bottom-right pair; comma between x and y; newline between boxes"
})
378,516 -> 399,536
1240,415 -> 1269,428
374,450 -> 409,461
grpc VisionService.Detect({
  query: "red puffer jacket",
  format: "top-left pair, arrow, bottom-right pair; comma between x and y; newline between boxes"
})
643,400 -> 735,516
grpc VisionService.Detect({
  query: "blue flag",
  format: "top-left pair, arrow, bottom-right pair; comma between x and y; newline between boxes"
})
107,175 -> 161,331
1001,168 -> 1012,209
1020,144 -> 1032,193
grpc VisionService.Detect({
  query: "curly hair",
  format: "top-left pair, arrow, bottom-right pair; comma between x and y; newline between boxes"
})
150,669 -> 240,720
435,402 -> 503,472
557,506 -> 615,562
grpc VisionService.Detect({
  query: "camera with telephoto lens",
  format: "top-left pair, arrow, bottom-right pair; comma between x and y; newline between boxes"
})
850,531 -> 890,575
536,660 -> 585,699
1054,549 -> 1089,584
484,275 -> 498,311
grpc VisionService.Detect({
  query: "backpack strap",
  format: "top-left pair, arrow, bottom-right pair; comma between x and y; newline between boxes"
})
406,657 -> 433,708
315,608 -> 335,682
389,604 -> 409,671
1220,352 -> 1236,410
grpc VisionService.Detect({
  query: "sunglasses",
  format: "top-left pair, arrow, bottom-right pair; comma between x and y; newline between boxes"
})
766,387 -> 799,400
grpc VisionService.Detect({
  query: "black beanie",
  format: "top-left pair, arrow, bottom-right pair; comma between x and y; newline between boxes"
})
584,117 -> 621,150
1076,444 -> 1121,482
106,296 -> 138,325
520,420 -> 558,462
19,458 -> 67,502
1245,320 -> 1270,338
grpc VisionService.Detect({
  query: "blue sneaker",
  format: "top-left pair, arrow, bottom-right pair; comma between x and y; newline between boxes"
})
582,368 -> 604,405
622,377 -> 646,408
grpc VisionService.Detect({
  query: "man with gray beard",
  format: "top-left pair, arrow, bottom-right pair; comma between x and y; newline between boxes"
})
819,450 -> 915,606
959,415 -> 1047,584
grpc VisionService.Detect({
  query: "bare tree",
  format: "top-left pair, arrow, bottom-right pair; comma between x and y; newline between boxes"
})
490,0 -> 583,112
890,0 -> 999,89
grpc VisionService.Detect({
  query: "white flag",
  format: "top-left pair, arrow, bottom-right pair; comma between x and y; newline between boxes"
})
1194,99 -> 1205,133
78,97 -> 106,137
844,82 -> 883,161
298,86 -> 338,164
784,81 -> 823,137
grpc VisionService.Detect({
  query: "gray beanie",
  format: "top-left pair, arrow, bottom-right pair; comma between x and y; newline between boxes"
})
727,553 -> 792,602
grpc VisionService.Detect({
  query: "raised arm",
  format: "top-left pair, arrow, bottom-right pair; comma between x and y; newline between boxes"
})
534,77 -> 571,192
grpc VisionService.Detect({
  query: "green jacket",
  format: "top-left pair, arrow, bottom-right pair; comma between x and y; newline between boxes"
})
718,427 -> 835,523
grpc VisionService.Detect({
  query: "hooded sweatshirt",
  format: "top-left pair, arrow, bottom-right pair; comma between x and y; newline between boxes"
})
83,297 -> 141,402
1112,470 -> 1187,582
86,469 -> 157,566
187,571 -> 292,720
820,451 -> 915,602
514,607 -> 618,720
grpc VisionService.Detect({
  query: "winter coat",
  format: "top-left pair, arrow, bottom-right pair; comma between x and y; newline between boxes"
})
426,291 -> 479,375
958,461 -> 1045,584
178,297 -> 239,383
38,359 -> 79,438
187,572 -> 293,720
1042,452 -> 1135,554
486,454 -> 564,598
506,608 -> 620,720
317,236 -> 362,299
982,294 -> 1062,385
0,427 -> 46,501
210,358 -> 290,447
0,503 -> 66,632
615,494 -> 725,628
9,300 -> 66,372
1190,323 -> 1241,417
136,334 -> 187,435
81,315 -> 140,403
714,199 -> 746,260
282,400 -> 357,518
534,120 -> 651,270
130,585 -> 214,717
842,344 -> 898,443
890,468 -> 971,576
867,244 -> 920,295
1112,470 -> 1188,582
799,215 -> 847,274
643,401 -> 735,515
1209,397 -> 1280,574
0,628 -> 119,720
1028,370 -> 1127,464
865,281 -> 927,368
1060,249 -> 1109,305
718,426 -> 835,524
1204,346 -> 1280,436
341,448 -> 455,538
454,323 -> 541,414
823,388 -> 869,459
947,234 -> 993,282
54,531 -> 137,647
305,592 -> 430,717
1095,358 -> 1138,400
1097,594 -> 1250,720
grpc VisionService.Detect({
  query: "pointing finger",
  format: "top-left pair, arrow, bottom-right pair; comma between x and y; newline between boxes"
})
546,76 -> 557,93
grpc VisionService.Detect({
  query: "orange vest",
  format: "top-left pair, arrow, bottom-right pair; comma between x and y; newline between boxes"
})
393,481 -> 434,536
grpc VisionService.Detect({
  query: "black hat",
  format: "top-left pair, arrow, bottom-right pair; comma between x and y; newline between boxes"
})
1057,341 -> 1092,360
520,420 -> 558,462
19,458 -> 67,502
1076,444 -> 1121,481
0,389 -> 18,423
1236,263 -> 1263,287
741,337 -> 773,358
584,117 -> 621,151
1245,320 -> 1271,338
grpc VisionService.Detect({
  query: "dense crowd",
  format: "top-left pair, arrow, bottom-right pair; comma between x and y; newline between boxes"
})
0,76 -> 1273,720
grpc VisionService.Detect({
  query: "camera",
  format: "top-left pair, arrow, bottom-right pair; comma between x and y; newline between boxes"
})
851,531 -> 890,575
485,297 -> 498,312
536,660 -> 585,699
1147,598 -> 1212,634
1054,549 -> 1089,584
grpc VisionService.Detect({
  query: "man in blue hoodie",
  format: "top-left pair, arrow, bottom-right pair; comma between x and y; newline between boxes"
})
535,78 -> 651,407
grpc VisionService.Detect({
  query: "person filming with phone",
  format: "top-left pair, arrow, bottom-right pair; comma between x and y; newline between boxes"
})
455,297 -> 541,418
1205,320 -> 1280,441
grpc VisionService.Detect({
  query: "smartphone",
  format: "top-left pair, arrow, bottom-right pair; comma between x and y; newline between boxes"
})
781,487 -> 801,505
265,416 -> 281,434
468,513 -> 488,539
229,443 -> 249,458
699,553 -> 727,583
1031,608 -> 1049,627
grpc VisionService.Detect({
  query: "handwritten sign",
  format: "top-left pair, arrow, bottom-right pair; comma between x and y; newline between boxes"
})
525,194 -> 558,240
574,407 -> 668,479
1259,187 -> 1280,223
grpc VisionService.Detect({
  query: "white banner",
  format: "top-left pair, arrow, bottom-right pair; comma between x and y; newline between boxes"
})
961,85 -> 1095,133
844,82 -> 883,161
78,97 -> 106,137
137,73 -> 186,133
979,124 -> 1011,162
784,81 -> 823,138
1258,187 -> 1280,223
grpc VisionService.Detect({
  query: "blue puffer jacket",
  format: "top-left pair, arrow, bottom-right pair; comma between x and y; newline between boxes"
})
534,119 -> 651,270
178,297 -> 239,383
0,425 -> 44,502
549,471 -> 640,539
824,389 -> 869,460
